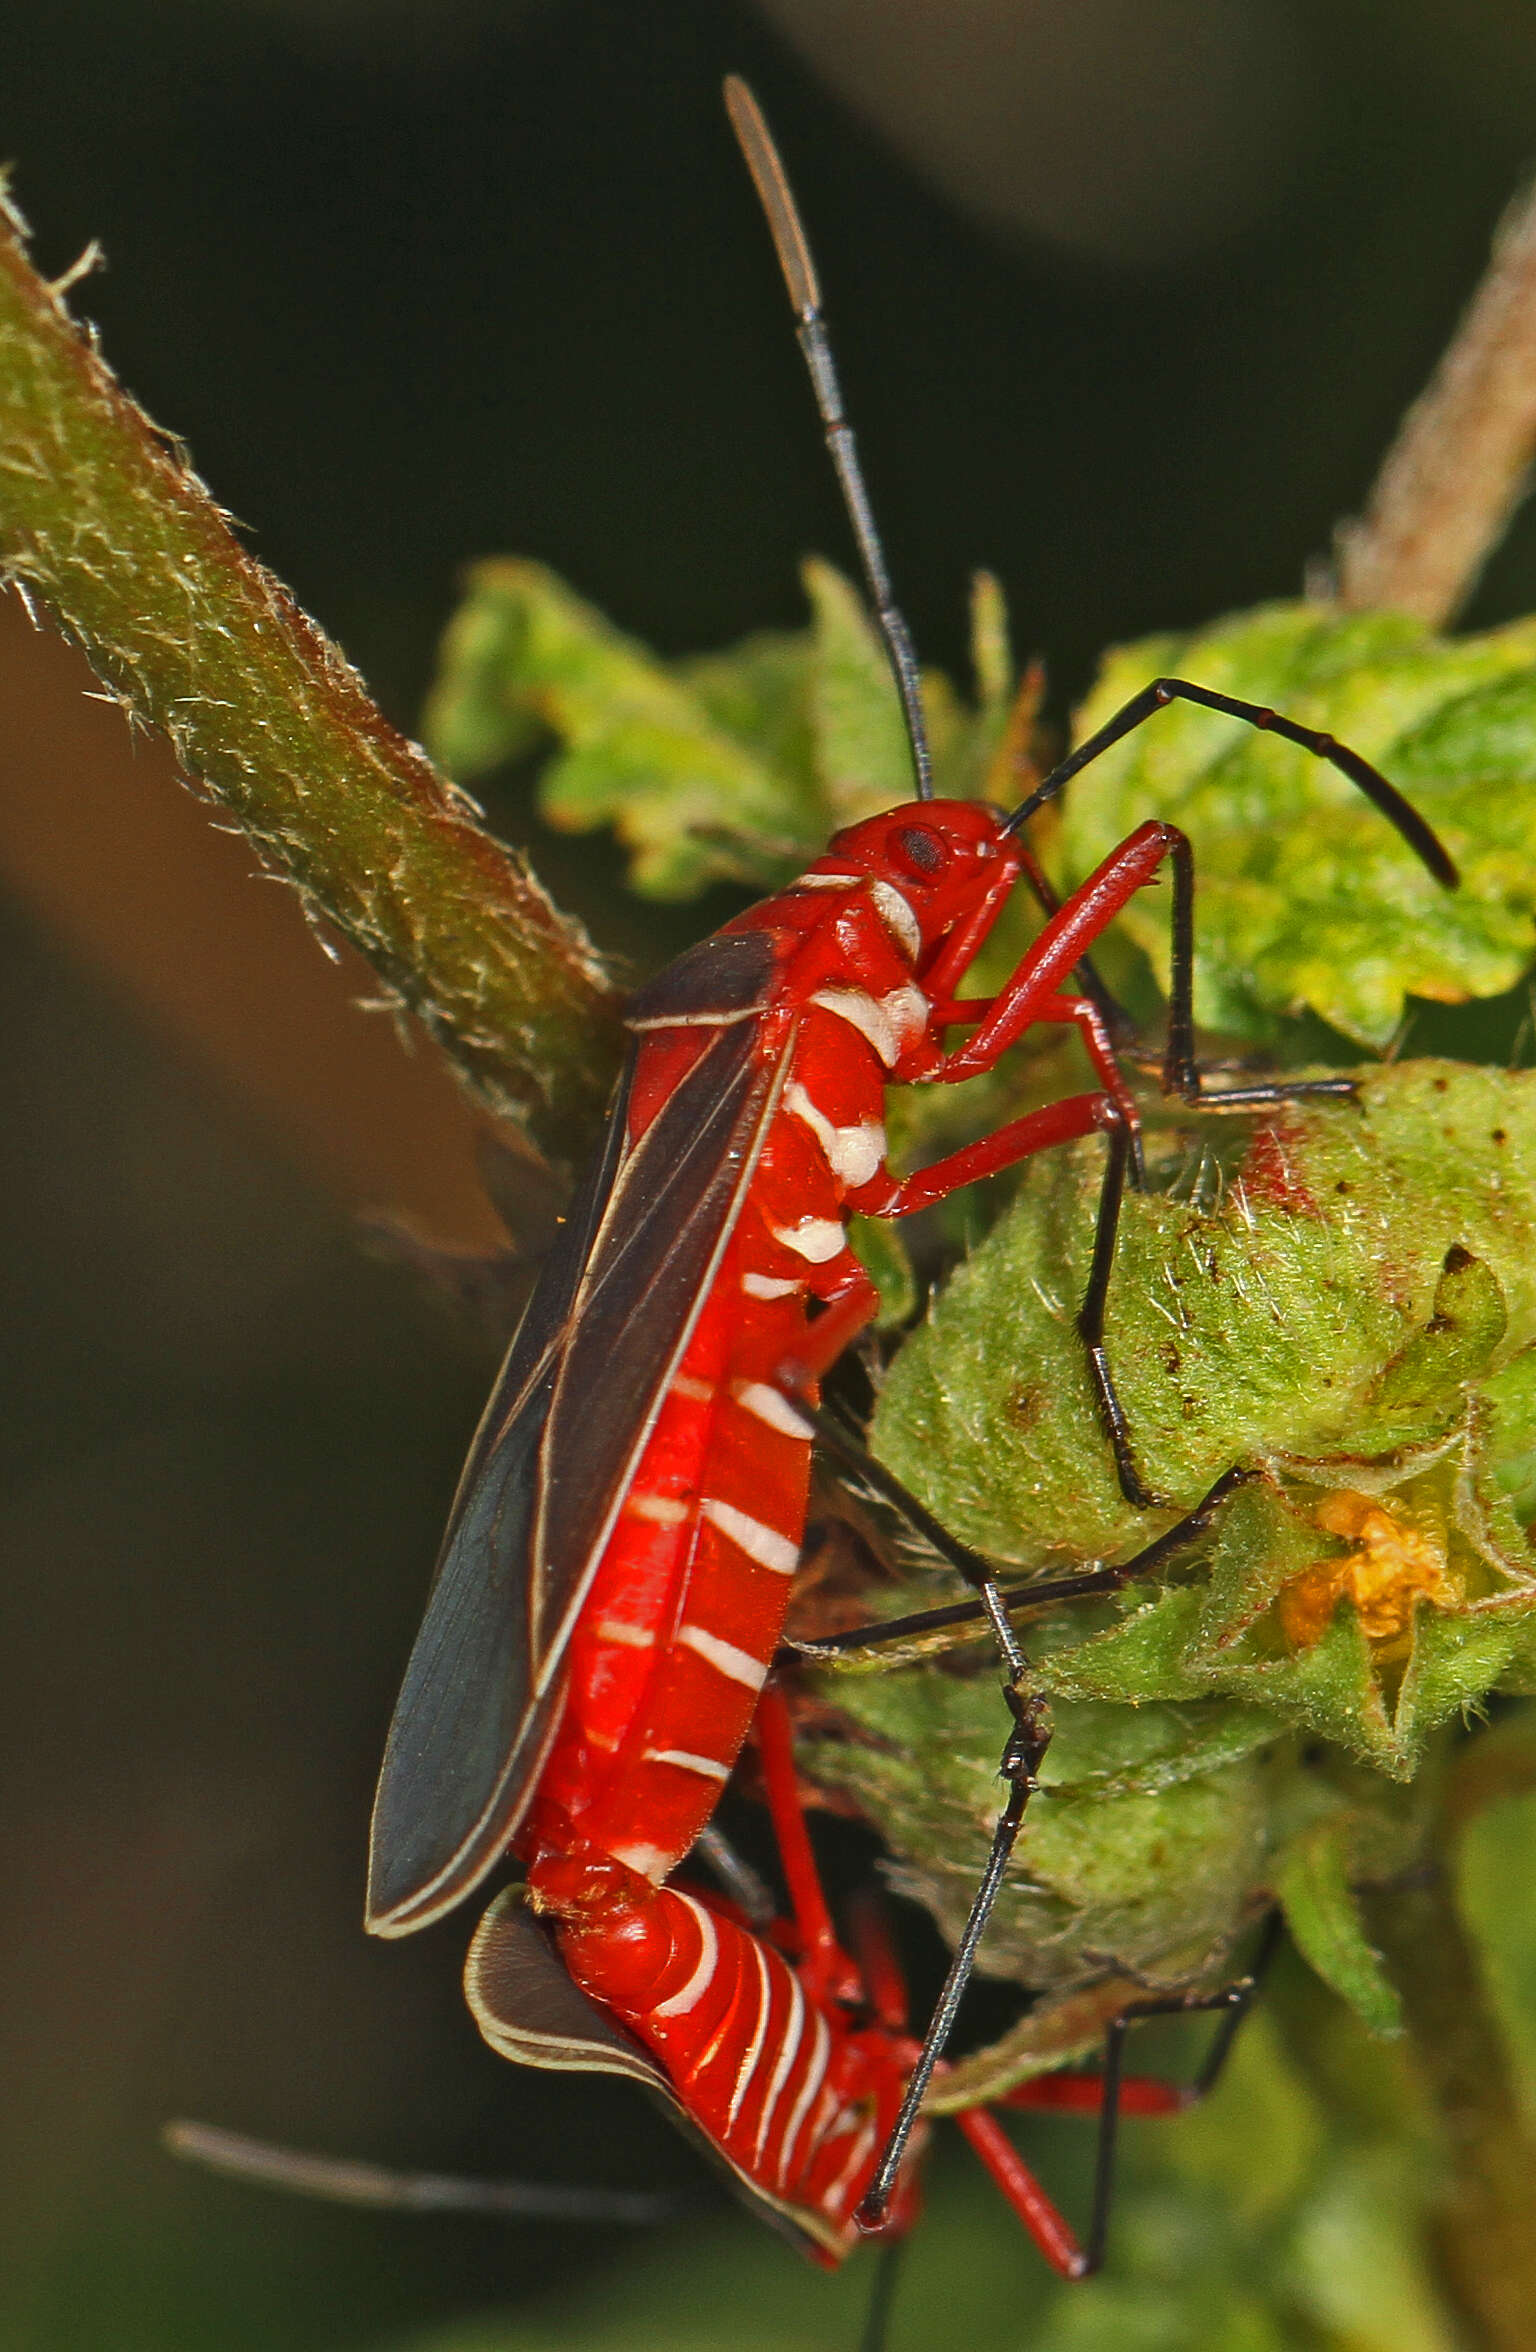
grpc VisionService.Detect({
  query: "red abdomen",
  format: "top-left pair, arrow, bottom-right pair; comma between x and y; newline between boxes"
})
551,1879 -> 922,2261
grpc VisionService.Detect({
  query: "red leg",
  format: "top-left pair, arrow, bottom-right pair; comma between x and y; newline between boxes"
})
768,1261 -> 881,1407
919,862 -> 1018,1006
952,2107 -> 1087,2280
752,1683 -> 860,2008
930,988 -> 1134,1105
854,1089 -> 1113,1221
842,1887 -> 911,2037
920,821 -> 1177,1086
999,2071 -> 1186,2119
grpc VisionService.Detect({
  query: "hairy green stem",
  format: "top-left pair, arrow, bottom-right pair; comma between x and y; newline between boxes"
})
0,183 -> 621,1165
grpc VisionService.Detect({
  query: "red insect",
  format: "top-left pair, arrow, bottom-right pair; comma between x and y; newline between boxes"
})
366,80 -> 1455,2273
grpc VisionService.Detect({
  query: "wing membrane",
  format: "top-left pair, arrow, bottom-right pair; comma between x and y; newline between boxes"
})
367,1021 -> 785,1935
466,1891 -> 837,2259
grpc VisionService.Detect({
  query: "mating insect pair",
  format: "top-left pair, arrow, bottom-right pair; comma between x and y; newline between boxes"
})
365,80 -> 1457,2276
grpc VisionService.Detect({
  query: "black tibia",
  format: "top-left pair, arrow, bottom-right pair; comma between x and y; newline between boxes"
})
999,671 -> 1458,1504
789,1451 -> 1264,2246
799,1400 -> 1012,1600
1154,832 -> 1353,1111
857,1680 -> 1052,2232
790,1407 -> 1262,2241
1076,1109 -> 1161,1510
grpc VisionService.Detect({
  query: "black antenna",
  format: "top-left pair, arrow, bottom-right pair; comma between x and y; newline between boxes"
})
1002,674 -> 1458,889
725,76 -> 934,802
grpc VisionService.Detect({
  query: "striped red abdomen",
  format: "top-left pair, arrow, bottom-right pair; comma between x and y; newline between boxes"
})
520,1245 -> 814,1882
549,1879 -> 923,2261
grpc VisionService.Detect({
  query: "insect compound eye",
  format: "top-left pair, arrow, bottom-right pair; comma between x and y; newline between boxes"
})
890,824 -> 948,879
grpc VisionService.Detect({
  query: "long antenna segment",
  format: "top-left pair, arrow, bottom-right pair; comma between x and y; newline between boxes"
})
725,75 -> 934,801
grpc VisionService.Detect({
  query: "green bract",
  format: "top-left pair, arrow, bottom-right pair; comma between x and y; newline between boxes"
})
795,1064 -> 1536,2040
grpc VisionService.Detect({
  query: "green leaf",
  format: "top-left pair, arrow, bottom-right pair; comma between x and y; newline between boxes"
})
1057,602 -> 1536,1047
1275,1813 -> 1404,2035
802,555 -> 918,821
426,558 -> 1018,906
846,1211 -> 918,1326
423,559 -> 822,897
1485,1343 -> 1536,1527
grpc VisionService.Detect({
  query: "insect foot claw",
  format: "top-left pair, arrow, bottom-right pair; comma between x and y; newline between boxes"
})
855,2187 -> 892,2233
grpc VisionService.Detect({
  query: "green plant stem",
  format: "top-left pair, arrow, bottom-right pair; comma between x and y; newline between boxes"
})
1364,1874 -> 1536,2350
0,185 -> 621,1166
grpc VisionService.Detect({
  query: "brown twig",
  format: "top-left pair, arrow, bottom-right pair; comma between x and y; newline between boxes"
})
1333,174 -> 1536,627
0,181 -> 621,1166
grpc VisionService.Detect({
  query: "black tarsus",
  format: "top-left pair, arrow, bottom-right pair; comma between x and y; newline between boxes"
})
1083,1907 -> 1283,2273
1076,1110 -> 1160,1509
724,77 -> 934,804
800,1399 -> 1016,1601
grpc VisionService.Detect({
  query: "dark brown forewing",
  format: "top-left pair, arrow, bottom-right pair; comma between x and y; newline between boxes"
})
366,1059 -> 635,1937
367,1013 -> 785,1937
464,1891 -> 840,2260
624,927 -> 777,1029
529,1015 -> 785,1675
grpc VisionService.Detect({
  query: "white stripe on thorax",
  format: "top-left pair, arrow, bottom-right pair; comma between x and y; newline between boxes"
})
731,1379 -> 814,1440
653,1894 -> 720,2019
809,988 -> 898,1068
881,982 -> 930,1049
770,1215 -> 845,1263
644,1747 -> 731,1784
743,1271 -> 801,1300
789,870 -> 860,889
677,1622 -> 770,1692
785,1080 -> 886,1189
671,1373 -> 714,1403
868,877 -> 921,961
699,1498 -> 801,1576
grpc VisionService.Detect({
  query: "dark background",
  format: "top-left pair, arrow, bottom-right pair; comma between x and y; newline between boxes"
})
4,3 -> 1536,2346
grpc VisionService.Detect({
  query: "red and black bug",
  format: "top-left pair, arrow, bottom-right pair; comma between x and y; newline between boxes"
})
366,78 -> 1456,2273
